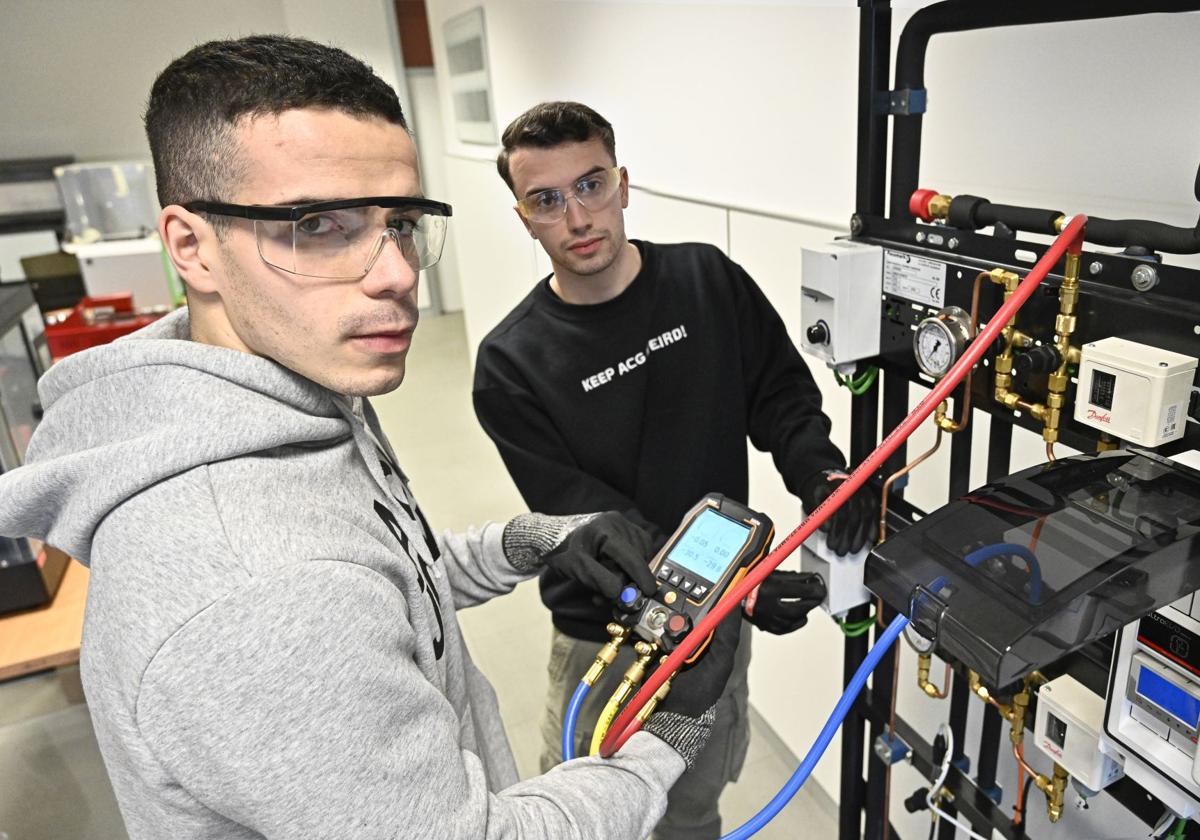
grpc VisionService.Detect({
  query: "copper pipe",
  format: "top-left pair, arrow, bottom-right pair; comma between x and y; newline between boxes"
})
1013,744 -> 1029,826
1046,441 -> 1056,462
937,272 -> 987,433
878,426 -> 944,544
1013,741 -> 1041,780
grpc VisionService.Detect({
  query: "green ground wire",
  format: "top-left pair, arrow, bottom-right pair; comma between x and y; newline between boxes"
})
836,366 -> 879,396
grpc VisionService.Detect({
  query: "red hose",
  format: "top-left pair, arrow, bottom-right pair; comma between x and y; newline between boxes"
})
600,214 -> 1088,757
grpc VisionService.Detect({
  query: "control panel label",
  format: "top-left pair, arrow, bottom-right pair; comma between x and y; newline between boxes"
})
883,250 -> 946,307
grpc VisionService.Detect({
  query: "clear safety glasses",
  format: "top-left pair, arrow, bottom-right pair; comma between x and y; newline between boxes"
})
184,197 -> 453,280
515,166 -> 622,224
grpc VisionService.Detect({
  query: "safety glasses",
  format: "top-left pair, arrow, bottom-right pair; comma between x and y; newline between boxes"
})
515,167 -> 622,224
184,196 -> 453,279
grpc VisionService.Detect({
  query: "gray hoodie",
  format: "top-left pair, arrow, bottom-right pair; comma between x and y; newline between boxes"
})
0,309 -> 683,839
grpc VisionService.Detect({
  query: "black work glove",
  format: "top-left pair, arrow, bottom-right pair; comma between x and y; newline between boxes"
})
502,511 -> 658,599
643,609 -> 744,769
743,570 -> 826,634
800,468 -> 878,555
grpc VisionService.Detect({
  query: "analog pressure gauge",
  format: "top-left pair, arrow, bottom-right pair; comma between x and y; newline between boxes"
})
913,306 -> 972,379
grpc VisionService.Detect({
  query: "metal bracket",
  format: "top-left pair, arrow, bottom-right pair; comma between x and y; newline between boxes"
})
875,87 -> 928,116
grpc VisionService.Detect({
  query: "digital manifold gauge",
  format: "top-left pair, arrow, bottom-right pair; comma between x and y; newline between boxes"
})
913,305 -> 972,379
614,494 -> 773,660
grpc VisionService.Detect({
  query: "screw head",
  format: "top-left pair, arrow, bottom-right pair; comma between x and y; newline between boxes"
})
1089,261 -> 1103,275
948,237 -> 959,250
1130,263 -> 1159,292
850,214 -> 864,235
915,231 -> 926,243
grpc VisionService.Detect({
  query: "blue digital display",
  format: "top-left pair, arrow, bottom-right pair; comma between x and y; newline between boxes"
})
1136,666 -> 1200,729
666,509 -> 752,583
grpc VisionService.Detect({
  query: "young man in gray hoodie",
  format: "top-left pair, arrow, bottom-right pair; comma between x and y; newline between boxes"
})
0,36 -> 741,839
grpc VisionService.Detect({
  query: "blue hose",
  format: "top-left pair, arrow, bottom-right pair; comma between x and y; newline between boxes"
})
563,681 -> 590,762
963,542 -> 1043,603
719,613 -> 910,840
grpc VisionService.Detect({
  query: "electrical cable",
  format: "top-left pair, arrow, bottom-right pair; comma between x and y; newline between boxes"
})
716,613 -> 910,840
562,681 -> 590,762
1171,817 -> 1188,840
926,722 -> 991,840
599,215 -> 1089,760
837,365 -> 880,395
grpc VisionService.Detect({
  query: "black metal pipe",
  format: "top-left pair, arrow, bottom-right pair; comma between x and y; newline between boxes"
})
937,672 -> 972,840
840,384 -> 880,840
976,704 -> 1003,796
943,193 -> 1200,254
889,0 -> 1200,219
856,0 -> 892,218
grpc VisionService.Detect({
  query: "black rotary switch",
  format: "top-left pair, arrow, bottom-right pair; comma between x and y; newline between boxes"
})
806,321 -> 830,345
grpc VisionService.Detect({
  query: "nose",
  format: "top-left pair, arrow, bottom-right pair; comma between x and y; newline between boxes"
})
563,195 -> 592,232
361,228 -> 419,299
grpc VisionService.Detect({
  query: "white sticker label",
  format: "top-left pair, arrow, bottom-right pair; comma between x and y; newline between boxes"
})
1161,402 -> 1183,441
884,250 -> 947,307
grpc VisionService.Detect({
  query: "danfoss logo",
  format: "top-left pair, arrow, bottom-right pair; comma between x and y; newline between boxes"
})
1087,409 -> 1112,424
1040,739 -> 1064,759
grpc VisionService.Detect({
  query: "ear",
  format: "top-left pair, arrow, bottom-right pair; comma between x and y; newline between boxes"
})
513,205 -> 537,239
159,205 -> 220,295
619,166 -> 630,210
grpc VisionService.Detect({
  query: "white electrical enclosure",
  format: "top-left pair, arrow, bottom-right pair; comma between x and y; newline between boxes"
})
1034,673 -> 1123,794
800,241 -> 883,369
799,529 -> 870,617
1074,337 -> 1197,446
1102,604 -> 1200,818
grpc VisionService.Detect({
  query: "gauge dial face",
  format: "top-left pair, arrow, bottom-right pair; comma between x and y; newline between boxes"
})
914,319 -> 955,377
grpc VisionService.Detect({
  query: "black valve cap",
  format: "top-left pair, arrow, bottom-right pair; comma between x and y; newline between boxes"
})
806,321 -> 830,345
1014,344 -> 1062,376
665,612 -> 692,643
904,788 -> 930,814
1189,390 -> 1199,423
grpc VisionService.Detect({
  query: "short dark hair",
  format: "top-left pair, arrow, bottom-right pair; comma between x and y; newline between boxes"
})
496,102 -> 616,192
145,35 -> 408,231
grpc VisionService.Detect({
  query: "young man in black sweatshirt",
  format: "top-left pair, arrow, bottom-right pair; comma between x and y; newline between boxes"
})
472,101 -> 877,840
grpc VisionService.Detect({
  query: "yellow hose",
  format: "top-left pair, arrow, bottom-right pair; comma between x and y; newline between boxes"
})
589,693 -> 625,756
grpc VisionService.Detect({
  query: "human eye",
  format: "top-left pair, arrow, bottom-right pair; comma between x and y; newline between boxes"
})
575,175 -> 604,195
295,212 -> 342,237
387,214 -> 419,237
532,190 -> 563,210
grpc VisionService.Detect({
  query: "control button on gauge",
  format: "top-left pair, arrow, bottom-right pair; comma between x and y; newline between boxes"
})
647,607 -> 669,631
669,573 -> 683,586
691,584 -> 708,597
657,565 -> 673,581
664,591 -> 678,606
679,579 -> 694,593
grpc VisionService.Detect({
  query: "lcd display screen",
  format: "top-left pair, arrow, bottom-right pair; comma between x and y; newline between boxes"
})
667,509 -> 751,583
1137,666 -> 1200,729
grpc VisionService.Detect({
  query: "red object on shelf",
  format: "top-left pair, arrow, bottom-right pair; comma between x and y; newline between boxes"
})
44,294 -> 166,360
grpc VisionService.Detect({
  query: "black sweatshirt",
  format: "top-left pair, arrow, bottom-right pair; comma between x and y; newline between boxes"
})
473,240 -> 844,642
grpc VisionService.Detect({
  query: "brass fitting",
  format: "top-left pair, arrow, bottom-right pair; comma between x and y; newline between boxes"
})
928,194 -> 952,220
635,661 -> 674,723
1009,689 -> 1030,746
584,624 -> 629,686
917,652 -> 949,698
1047,763 -> 1069,823
609,642 -> 656,708
1043,250 -> 1083,445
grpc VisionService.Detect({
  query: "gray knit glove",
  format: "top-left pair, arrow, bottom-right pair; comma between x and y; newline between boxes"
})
502,511 -> 658,599
643,613 -> 744,769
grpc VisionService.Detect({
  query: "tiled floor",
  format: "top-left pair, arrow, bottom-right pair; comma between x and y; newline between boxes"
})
0,311 -> 834,839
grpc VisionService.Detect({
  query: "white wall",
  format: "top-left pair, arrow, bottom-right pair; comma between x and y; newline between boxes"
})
424,0 -> 1200,831
0,0 -> 289,161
